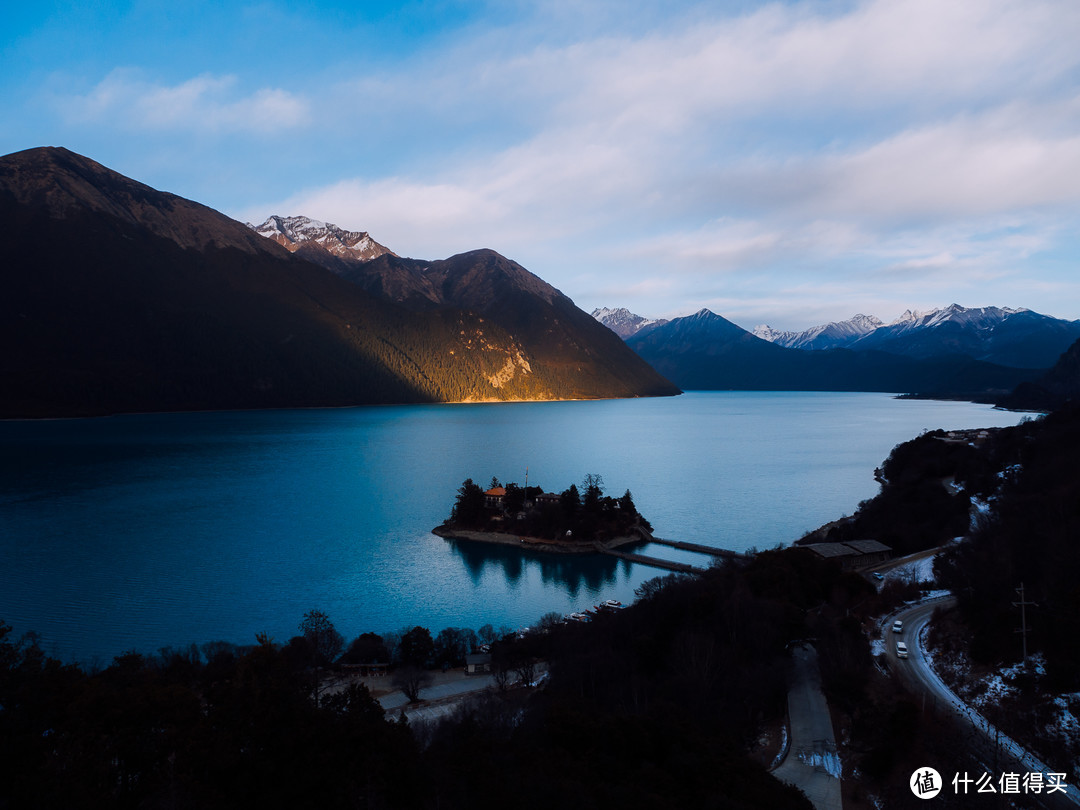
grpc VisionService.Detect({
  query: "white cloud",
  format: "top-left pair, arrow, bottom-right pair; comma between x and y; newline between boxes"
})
810,114 -> 1080,222
392,0 -> 1080,139
63,70 -> 309,134
221,0 -> 1080,322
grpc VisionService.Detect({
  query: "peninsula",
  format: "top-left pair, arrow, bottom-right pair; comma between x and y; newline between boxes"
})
433,475 -> 654,554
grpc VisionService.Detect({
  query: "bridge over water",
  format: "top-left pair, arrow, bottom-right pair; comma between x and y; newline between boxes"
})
598,536 -> 745,573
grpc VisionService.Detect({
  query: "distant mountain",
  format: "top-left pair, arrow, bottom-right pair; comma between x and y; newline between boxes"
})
753,314 -> 883,350
591,307 -> 669,339
626,309 -> 1039,396
0,147 -> 677,417
699,303 -> 1080,369
847,304 -> 1080,368
248,215 -> 395,262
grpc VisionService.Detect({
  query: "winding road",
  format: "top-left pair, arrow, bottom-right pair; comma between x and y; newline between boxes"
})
886,597 -> 1080,808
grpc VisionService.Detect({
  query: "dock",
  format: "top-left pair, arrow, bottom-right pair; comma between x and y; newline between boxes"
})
649,537 -> 745,560
596,536 -> 746,573
599,548 -> 704,574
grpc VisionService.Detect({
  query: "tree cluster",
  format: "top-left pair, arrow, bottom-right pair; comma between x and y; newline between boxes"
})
934,406 -> 1080,687
800,425 -> 1032,556
1,542 -> 885,809
0,621 -> 421,810
421,548 -> 884,809
448,474 -> 651,542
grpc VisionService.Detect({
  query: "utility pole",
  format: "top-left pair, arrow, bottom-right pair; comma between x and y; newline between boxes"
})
1012,582 -> 1036,666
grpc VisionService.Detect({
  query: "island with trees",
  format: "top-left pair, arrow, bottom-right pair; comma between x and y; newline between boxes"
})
433,474 -> 654,553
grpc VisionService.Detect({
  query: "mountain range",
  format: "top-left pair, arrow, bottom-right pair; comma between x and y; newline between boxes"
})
619,309 -> 1044,397
0,147 -> 677,418
751,313 -> 883,351
748,305 -> 1080,370
596,305 -> 1080,370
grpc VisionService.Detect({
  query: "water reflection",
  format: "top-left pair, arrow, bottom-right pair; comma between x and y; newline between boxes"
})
445,537 -> 628,597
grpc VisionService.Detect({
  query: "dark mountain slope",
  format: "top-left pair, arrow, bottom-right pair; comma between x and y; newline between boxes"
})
997,336 -> 1080,411
1,146 -> 276,256
627,309 -> 1039,395
324,246 -> 681,399
0,147 -> 672,417
423,249 -> 680,399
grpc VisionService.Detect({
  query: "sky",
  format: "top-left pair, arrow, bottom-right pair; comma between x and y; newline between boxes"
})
4,0 -> 1080,330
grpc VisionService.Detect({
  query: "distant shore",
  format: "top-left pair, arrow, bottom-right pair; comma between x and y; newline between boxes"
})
431,524 -> 649,555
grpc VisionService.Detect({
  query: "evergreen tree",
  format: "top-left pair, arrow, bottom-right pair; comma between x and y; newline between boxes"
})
450,478 -> 485,527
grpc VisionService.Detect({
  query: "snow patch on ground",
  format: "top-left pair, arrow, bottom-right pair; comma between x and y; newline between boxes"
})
1053,696 -> 1080,738
997,463 -> 1022,480
769,723 -> 789,771
926,634 -> 1080,785
886,556 -> 937,586
798,749 -> 843,779
969,496 -> 994,530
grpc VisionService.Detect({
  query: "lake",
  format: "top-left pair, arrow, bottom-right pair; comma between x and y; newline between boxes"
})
0,391 -> 1027,664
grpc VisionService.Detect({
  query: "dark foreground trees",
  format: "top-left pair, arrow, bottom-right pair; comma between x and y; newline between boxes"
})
0,547 -> 836,809
0,623 -> 422,810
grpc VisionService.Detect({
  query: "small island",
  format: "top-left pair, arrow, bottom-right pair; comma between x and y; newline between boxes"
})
433,474 -> 654,553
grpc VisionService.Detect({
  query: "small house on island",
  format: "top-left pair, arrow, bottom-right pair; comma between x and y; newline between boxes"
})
484,487 -> 506,508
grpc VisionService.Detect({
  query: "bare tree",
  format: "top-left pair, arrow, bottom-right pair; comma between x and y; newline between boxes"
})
299,609 -> 344,707
392,665 -> 432,703
492,660 -> 513,692
514,656 -> 537,688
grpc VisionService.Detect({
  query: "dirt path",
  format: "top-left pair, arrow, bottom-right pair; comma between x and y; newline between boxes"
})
773,644 -> 844,810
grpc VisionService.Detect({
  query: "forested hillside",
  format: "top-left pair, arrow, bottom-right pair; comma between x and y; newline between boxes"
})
934,405 -> 1080,684
0,147 -> 677,417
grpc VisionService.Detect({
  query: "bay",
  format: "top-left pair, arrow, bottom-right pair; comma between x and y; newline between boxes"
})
0,391 -> 1026,664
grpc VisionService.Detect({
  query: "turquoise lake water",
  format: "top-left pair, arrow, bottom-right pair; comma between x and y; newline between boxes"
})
0,391 -> 1026,664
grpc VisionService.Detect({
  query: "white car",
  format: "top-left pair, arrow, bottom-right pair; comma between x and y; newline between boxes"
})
892,620 -> 903,634
896,641 -> 908,659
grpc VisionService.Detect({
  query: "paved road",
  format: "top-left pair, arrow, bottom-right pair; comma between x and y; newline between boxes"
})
376,665 -> 548,726
773,644 -> 844,810
887,597 -> 1080,808
379,672 -> 497,713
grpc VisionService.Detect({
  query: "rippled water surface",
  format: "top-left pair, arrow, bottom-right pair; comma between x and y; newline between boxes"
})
0,392 -> 1025,662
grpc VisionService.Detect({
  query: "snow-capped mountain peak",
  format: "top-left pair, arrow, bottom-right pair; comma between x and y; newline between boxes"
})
755,313 -> 883,350
886,304 -> 1029,333
752,324 -> 792,343
247,215 -> 395,262
591,307 -> 669,339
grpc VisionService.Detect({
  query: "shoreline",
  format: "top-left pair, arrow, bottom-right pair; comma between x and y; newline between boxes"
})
431,524 -> 650,555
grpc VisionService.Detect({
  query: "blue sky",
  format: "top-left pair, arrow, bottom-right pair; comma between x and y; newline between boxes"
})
5,0 -> 1080,330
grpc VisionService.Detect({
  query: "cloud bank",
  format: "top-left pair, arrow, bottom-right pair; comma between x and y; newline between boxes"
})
39,0 -> 1080,326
